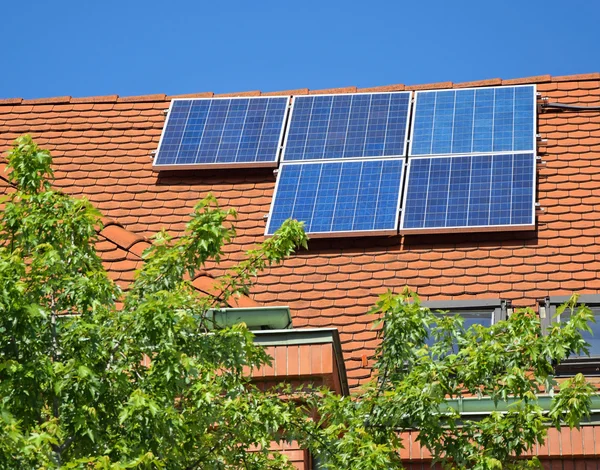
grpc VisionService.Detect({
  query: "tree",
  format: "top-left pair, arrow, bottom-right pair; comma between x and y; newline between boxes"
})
0,135 -> 310,469
304,291 -> 596,469
0,136 -> 595,470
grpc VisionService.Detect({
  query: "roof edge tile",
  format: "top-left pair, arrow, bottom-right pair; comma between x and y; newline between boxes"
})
262,89 -> 309,96
129,240 -> 151,259
166,92 -> 214,100
454,78 -> 502,88
192,275 -> 219,296
310,86 -> 357,95
0,98 -> 23,105
21,96 -> 71,105
100,222 -> 146,251
502,75 -> 552,85
70,95 -> 120,103
552,72 -> 600,82
214,90 -> 262,97
1,72 -> 597,107
409,81 -> 453,90
357,84 -> 405,93
117,94 -> 167,103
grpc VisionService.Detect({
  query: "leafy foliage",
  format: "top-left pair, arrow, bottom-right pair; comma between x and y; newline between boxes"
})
0,135 -> 309,469
304,289 -> 595,469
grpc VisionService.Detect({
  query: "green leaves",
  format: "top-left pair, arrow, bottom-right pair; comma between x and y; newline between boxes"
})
309,292 -> 596,470
549,373 -> 594,429
0,137 -> 309,468
5,134 -> 53,194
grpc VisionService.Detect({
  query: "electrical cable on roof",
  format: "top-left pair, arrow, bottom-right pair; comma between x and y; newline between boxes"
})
541,102 -> 600,111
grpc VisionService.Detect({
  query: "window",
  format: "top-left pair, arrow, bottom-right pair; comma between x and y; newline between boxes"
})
422,298 -> 509,348
542,295 -> 600,376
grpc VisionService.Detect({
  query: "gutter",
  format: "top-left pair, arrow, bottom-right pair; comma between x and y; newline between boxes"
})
206,306 -> 292,330
441,394 -> 600,421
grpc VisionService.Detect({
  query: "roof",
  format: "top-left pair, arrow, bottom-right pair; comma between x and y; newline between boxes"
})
1,72 -> 599,389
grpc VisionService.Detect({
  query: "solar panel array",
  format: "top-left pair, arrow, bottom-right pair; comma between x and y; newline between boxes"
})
266,159 -> 404,235
283,93 -> 411,161
400,85 -> 536,232
153,85 -> 537,237
153,96 -> 289,169
402,153 -> 535,230
266,92 -> 412,236
410,86 -> 535,156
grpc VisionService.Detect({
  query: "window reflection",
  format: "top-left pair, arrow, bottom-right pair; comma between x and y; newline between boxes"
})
425,310 -> 493,350
561,307 -> 600,357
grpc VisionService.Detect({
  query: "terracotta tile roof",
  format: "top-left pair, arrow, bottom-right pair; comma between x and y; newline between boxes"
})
1,73 -> 599,388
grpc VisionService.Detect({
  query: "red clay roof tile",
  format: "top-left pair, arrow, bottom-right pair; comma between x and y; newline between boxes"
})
309,86 -> 357,95
262,89 -> 309,96
21,96 -> 72,105
117,94 -> 167,103
503,74 -> 552,85
454,78 -> 502,88
356,84 -> 405,93
409,81 -> 453,90
214,90 -> 261,97
166,92 -> 214,100
0,98 -> 24,105
70,95 -> 120,104
553,72 -> 600,82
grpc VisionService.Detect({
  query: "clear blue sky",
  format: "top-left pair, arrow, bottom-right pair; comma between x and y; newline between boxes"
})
2,0 -> 598,99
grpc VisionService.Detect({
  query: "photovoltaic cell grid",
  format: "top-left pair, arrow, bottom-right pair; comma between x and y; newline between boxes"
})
410,85 -> 535,156
153,97 -> 289,168
283,92 -> 411,161
401,153 -> 535,230
266,159 -> 403,235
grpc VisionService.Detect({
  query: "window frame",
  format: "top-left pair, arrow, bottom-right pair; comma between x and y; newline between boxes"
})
421,298 -> 509,348
421,298 -> 510,324
542,294 -> 600,376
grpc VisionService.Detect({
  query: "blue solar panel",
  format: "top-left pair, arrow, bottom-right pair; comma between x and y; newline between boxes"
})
410,85 -> 535,156
153,96 -> 289,169
266,159 -> 404,236
401,153 -> 535,231
283,92 -> 411,161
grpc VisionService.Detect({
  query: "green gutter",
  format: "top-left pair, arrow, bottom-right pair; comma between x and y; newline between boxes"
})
442,394 -> 600,416
206,306 -> 292,330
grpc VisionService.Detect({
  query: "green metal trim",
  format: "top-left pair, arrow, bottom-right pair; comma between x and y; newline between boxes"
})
422,298 -> 503,310
253,328 -> 337,346
206,306 -> 292,330
442,394 -> 600,416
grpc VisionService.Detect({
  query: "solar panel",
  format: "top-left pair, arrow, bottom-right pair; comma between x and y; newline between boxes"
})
401,153 -> 535,232
282,92 -> 411,161
153,96 -> 289,170
266,159 -> 404,236
410,85 -> 535,156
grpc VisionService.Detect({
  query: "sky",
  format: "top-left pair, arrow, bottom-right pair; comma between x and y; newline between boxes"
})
1,0 -> 599,99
